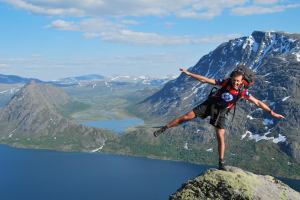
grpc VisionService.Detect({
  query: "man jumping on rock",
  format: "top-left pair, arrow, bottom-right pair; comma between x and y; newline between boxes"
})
153,66 -> 285,170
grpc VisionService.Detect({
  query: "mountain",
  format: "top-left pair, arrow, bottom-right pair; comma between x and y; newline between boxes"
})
113,31 -> 300,178
0,73 -> 175,91
0,74 -> 42,84
170,166 -> 300,200
64,74 -> 105,81
137,31 -> 300,120
51,74 -> 176,88
51,74 -> 105,86
0,81 -> 114,151
107,75 -> 177,86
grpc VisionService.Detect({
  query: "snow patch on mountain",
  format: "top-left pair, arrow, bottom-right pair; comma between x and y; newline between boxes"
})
241,132 -> 248,140
243,35 -> 259,52
183,82 -> 202,101
263,118 -> 274,126
0,88 -> 20,95
110,75 -> 131,81
184,142 -> 189,150
262,72 -> 272,77
104,81 -> 110,87
241,130 -> 287,143
90,145 -> 104,152
273,134 -> 287,143
247,115 -> 255,120
282,96 -> 291,101
293,52 -> 300,62
231,38 -> 244,47
253,34 -> 276,69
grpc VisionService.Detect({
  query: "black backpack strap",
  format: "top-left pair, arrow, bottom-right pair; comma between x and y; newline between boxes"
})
209,79 -> 231,98
231,104 -> 236,122
230,84 -> 245,122
209,87 -> 218,97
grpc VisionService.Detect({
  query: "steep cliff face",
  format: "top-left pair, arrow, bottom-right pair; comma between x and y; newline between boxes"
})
170,166 -> 300,200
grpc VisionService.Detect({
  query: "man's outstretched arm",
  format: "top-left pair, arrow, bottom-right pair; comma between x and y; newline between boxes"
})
247,95 -> 285,119
180,68 -> 216,85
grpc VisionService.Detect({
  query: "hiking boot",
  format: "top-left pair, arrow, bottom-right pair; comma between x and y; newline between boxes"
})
153,126 -> 167,137
218,160 -> 226,171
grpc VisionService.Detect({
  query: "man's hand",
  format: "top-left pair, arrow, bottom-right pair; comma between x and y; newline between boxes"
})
247,96 -> 285,119
179,68 -> 216,85
180,68 -> 191,76
270,111 -> 285,119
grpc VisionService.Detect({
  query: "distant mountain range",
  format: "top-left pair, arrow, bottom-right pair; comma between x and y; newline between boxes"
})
107,75 -> 177,84
0,74 -> 42,84
51,74 -> 105,85
0,73 -> 176,88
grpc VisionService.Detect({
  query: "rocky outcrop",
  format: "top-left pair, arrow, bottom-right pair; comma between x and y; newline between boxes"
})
170,166 -> 300,200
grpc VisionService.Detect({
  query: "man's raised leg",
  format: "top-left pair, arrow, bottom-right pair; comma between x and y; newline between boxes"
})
153,111 -> 196,137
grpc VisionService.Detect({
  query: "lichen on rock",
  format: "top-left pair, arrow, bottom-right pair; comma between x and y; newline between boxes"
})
170,166 -> 300,200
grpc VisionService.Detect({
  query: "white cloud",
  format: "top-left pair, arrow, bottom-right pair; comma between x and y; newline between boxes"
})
231,3 -> 300,15
4,0 -> 299,19
176,10 -> 221,19
47,19 -> 78,30
5,0 -> 84,16
178,0 -> 246,19
1,0 -> 257,19
254,0 -> 279,4
0,63 -> 9,69
120,19 -> 140,26
47,19 -> 240,45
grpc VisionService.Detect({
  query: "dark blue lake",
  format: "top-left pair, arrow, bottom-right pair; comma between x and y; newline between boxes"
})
0,145 -> 299,200
0,145 -> 208,200
80,118 -> 144,133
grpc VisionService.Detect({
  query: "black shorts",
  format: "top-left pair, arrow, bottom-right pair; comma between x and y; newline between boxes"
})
192,99 -> 228,129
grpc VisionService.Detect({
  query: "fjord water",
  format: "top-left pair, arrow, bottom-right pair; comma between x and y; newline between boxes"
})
80,118 -> 144,134
0,145 -> 299,200
0,145 -> 208,200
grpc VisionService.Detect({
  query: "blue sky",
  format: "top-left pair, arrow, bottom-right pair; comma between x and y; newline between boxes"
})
0,0 -> 300,80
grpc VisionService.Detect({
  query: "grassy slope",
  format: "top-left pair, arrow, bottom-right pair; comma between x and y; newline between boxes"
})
103,126 -> 300,179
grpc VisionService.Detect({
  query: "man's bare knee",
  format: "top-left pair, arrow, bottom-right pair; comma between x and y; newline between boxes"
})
216,128 -> 225,139
182,111 -> 195,121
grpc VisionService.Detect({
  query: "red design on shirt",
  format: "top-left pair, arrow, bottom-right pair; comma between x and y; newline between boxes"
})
213,78 -> 251,109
